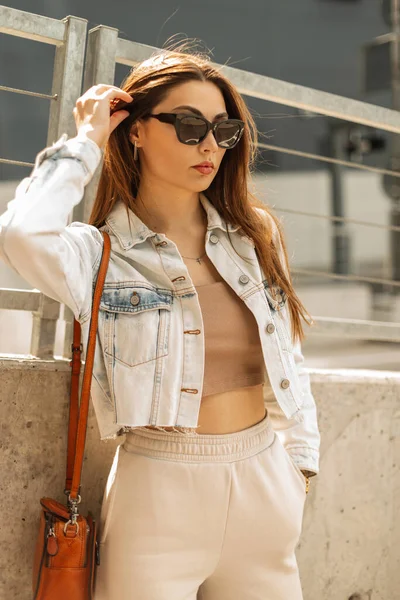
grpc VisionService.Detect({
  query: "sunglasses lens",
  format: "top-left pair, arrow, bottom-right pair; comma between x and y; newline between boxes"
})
179,116 -> 208,144
215,122 -> 243,148
178,116 -> 243,148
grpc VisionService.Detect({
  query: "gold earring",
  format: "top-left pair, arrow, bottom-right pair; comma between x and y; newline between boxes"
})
134,141 -> 138,161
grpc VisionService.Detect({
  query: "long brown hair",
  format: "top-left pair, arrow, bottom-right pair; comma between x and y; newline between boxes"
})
89,39 -> 313,345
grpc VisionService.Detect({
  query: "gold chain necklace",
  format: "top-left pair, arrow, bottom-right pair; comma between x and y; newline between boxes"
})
180,251 -> 207,265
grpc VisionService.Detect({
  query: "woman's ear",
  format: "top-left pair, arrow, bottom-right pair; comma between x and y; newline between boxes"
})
129,123 -> 141,147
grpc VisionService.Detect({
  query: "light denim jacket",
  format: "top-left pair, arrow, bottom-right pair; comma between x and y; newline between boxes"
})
0,133 -> 321,475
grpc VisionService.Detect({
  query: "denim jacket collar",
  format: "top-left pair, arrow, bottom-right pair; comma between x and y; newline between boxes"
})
105,192 -> 241,250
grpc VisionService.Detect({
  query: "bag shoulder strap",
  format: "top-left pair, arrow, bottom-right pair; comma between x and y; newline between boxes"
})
65,231 -> 111,500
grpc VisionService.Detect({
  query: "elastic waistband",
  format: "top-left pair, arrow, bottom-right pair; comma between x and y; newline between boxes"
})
122,412 -> 275,463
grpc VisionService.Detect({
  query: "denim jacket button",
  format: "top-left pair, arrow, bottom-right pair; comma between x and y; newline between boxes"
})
130,292 -> 140,306
266,323 -> 275,334
280,378 -> 290,389
239,274 -> 249,284
275,294 -> 283,303
209,234 -> 219,244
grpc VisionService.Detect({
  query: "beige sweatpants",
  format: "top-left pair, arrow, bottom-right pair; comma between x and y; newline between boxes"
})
94,411 -> 307,600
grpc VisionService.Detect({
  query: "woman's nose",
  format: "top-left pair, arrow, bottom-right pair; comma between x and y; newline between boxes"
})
200,129 -> 219,152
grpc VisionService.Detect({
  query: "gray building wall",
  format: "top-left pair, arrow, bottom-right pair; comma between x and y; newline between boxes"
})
0,0 -> 389,180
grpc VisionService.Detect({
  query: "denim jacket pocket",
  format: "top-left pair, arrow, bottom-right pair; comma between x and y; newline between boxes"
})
100,284 -> 173,368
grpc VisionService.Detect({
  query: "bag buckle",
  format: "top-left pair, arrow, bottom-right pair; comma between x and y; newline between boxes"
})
71,343 -> 83,353
63,492 -> 82,535
64,486 -> 81,499
67,493 -> 82,506
63,519 -> 80,535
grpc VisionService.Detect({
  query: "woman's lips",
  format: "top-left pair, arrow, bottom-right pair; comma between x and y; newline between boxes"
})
192,166 -> 214,174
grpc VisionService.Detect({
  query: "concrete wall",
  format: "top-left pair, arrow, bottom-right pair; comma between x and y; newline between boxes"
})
0,358 -> 121,599
299,368 -> 400,600
0,358 -> 399,599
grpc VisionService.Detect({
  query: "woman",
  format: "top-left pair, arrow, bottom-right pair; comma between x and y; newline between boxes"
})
0,42 -> 321,599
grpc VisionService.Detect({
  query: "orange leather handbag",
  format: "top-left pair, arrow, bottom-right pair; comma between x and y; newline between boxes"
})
32,231 -> 111,599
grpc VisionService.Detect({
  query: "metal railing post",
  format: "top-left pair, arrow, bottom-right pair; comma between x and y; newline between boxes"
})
81,24 -> 118,222
46,15 -> 86,360
62,25 -> 119,360
1,7 -> 88,360
47,15 -> 87,147
46,15 -> 88,360
30,294 -> 61,359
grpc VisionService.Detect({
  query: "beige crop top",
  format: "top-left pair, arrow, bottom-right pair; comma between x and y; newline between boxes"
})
196,279 -> 265,396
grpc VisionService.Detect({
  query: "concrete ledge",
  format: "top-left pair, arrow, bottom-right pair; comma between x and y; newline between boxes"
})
0,361 -> 399,599
0,356 -> 71,371
0,359 -> 121,600
302,368 -> 400,600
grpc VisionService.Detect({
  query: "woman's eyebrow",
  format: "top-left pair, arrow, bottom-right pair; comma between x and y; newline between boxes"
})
172,105 -> 229,119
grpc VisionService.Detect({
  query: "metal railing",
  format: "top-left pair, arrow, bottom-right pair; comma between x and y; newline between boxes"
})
0,6 -> 87,358
1,6 -> 400,358
80,29 -> 400,344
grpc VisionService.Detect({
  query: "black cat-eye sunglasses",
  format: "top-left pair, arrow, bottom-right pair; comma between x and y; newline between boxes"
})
110,96 -> 245,149
145,112 -> 245,149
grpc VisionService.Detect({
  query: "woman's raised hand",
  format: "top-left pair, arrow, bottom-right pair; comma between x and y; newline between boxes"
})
73,84 -> 133,150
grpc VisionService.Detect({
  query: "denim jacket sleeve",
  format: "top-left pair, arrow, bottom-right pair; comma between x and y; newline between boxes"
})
262,210 -> 321,476
0,134 -> 104,322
